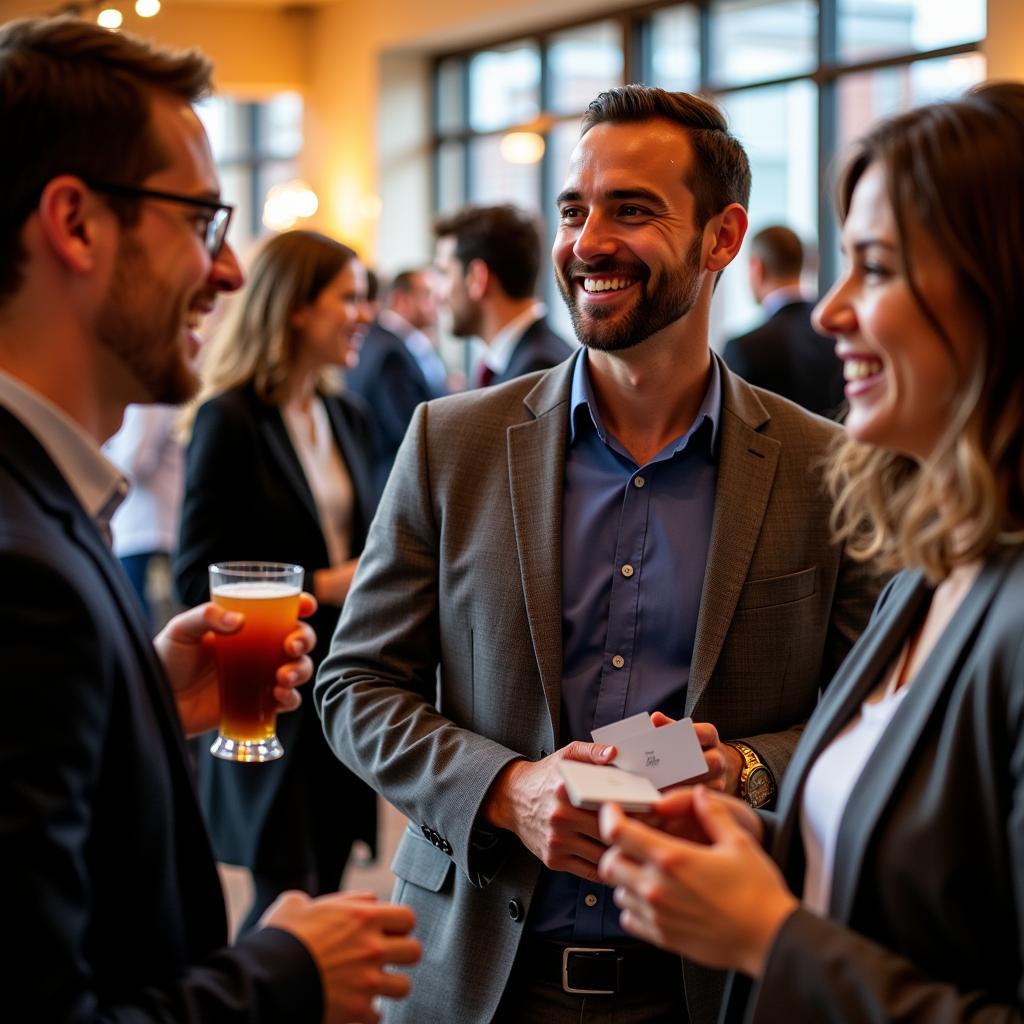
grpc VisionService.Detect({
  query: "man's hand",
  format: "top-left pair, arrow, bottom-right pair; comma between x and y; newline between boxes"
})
482,742 -> 616,882
262,891 -> 421,1024
154,593 -> 317,737
643,784 -> 765,845
598,786 -> 796,977
651,712 -> 741,795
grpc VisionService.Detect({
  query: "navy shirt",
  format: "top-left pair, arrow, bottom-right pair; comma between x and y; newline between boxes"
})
530,350 -> 721,939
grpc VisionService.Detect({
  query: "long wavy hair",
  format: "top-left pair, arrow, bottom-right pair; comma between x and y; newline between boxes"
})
827,82 -> 1024,581
184,230 -> 357,433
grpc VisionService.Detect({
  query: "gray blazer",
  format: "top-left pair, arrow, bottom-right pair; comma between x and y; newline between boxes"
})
315,352 -> 878,1024
722,549 -> 1024,1022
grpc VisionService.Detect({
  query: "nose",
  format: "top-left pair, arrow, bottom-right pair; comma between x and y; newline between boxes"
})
812,273 -> 855,338
571,211 -> 618,264
210,241 -> 244,294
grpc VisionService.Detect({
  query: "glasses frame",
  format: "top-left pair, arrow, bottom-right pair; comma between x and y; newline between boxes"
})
85,179 -> 234,258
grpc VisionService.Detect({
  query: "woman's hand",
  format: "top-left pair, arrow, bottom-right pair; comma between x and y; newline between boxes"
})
154,592 -> 318,737
598,785 -> 797,977
313,558 -> 360,607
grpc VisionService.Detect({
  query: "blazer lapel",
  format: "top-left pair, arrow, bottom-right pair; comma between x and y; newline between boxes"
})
507,358 -> 575,743
687,364 -> 780,715
257,402 -> 322,530
828,558 -> 1009,919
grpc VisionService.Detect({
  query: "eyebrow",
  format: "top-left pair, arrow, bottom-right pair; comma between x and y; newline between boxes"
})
555,187 -> 669,212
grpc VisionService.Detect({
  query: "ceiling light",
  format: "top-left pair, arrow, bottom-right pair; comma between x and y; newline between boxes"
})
96,7 -> 123,29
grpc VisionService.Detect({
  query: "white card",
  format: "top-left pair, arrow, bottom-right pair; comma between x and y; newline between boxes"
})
558,760 -> 662,812
591,711 -> 653,746
609,717 -> 708,789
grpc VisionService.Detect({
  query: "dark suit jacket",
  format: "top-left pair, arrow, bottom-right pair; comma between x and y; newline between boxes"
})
489,317 -> 573,387
723,300 -> 844,417
346,321 -> 446,499
723,550 -> 1024,1022
315,353 -> 880,1024
0,405 -> 321,1021
175,384 -> 378,874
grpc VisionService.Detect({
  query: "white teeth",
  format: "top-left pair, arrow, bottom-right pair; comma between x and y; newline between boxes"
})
844,358 -> 883,381
583,277 -> 631,293
186,311 -> 203,330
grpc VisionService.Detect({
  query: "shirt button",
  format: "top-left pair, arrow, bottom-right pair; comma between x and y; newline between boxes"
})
508,899 -> 524,922
611,654 -> 625,669
634,476 -> 646,488
584,893 -> 598,908
621,564 -> 634,578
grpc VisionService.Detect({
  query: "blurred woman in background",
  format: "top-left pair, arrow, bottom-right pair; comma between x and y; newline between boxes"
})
176,229 -> 378,931
599,82 -> 1024,1020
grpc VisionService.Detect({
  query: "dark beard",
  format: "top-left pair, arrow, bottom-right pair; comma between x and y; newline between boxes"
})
556,236 -> 703,352
94,232 -> 198,405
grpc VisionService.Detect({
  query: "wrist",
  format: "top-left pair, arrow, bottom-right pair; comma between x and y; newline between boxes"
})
482,759 -> 526,831
740,894 -> 798,979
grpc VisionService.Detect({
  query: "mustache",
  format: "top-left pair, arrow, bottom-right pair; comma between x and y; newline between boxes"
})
560,257 -> 649,281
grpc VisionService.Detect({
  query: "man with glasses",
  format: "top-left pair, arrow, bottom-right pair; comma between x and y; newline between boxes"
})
0,17 -> 418,1022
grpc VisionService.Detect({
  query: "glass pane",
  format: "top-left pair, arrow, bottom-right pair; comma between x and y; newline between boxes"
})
436,140 -> 466,214
708,0 -> 816,89
468,133 -> 541,212
257,92 -> 303,158
436,57 -> 464,134
545,120 -> 585,343
712,80 -> 818,346
838,0 -> 985,64
649,5 -> 701,93
546,20 -> 623,116
196,96 -> 250,163
217,165 -> 255,255
468,43 -> 541,132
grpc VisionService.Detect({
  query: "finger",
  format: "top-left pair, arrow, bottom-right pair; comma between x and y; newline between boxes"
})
600,807 -> 679,867
651,711 -> 676,727
298,591 -> 318,618
560,854 -> 603,883
365,904 -> 418,934
701,747 -> 726,781
284,622 -> 317,658
598,844 -> 646,890
561,740 -> 616,764
372,971 -> 413,999
336,890 -> 378,903
693,722 -> 721,749
598,801 -> 627,845
652,787 -> 695,819
271,684 -> 302,712
275,655 -> 313,690
379,937 -> 422,966
692,784 -> 748,845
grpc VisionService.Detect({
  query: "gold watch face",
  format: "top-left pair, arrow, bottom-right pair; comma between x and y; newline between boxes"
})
745,766 -> 774,808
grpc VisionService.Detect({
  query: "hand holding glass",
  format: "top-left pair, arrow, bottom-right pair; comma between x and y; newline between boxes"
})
208,561 -> 304,762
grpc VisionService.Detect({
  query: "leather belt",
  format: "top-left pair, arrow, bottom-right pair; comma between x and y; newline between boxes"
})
520,939 -> 683,996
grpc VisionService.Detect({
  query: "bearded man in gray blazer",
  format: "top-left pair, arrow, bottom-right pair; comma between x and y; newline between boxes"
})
316,85 -> 878,1024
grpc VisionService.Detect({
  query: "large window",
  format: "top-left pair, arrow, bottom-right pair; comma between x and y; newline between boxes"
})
432,0 -> 985,345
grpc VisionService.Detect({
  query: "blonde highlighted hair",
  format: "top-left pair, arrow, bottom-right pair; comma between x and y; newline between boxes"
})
184,230 -> 358,434
827,82 -> 1024,582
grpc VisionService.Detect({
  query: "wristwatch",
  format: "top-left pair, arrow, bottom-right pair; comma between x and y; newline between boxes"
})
726,741 -> 776,809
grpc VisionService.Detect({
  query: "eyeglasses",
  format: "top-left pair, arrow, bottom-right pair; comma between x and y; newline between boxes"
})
86,180 -> 234,259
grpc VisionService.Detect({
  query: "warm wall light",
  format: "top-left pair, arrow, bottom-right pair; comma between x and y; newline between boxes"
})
96,7 -> 123,28
358,194 -> 383,220
263,180 -> 319,231
500,131 -> 545,165
135,0 -> 161,16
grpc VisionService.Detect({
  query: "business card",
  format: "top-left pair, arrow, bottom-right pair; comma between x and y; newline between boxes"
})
558,760 -> 662,812
591,714 -> 708,789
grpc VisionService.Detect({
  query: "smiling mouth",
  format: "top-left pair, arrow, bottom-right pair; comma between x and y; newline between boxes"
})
843,358 -> 883,381
580,277 -> 637,295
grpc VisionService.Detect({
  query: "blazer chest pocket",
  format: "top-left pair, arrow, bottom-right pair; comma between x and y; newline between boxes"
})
391,828 -> 453,893
735,566 -> 817,612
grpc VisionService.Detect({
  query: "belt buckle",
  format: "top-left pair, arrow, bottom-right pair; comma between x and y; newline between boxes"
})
561,946 -> 617,995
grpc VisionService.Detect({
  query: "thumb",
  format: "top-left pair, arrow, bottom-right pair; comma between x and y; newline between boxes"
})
692,785 -> 743,845
562,740 -> 616,764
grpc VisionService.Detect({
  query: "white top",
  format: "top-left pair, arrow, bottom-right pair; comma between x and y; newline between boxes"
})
103,404 -> 184,557
0,368 -> 126,544
799,651 -> 911,916
281,397 -> 353,567
480,301 -> 547,375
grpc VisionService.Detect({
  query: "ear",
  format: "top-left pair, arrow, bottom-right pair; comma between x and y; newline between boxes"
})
464,257 -> 490,302
290,304 -> 310,331
704,203 -> 749,273
35,175 -> 114,276
748,255 -> 765,287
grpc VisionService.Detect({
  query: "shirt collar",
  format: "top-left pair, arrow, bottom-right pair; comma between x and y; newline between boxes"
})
569,349 -> 722,457
0,368 -> 128,541
482,301 -> 547,374
761,284 -> 805,318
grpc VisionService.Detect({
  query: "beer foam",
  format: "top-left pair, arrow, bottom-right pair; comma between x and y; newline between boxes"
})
212,582 -> 301,600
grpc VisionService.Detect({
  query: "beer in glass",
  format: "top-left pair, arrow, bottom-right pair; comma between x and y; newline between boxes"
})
208,561 -> 304,762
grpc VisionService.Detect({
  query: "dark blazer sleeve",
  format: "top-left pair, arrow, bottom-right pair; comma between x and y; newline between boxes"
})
370,346 -> 432,460
0,549 -> 322,1022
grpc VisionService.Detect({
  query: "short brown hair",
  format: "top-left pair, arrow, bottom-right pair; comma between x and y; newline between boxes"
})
433,204 -> 541,299
827,82 -> 1024,581
750,225 -> 804,279
0,16 -> 213,303
580,85 -> 751,225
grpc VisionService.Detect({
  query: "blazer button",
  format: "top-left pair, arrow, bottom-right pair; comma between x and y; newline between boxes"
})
420,824 -> 432,841
508,898 -> 524,922
440,838 -> 453,855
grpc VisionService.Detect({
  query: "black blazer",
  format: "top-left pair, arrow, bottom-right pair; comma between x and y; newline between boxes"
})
175,384 -> 378,872
722,300 -> 844,417
723,549 -> 1024,1022
0,405 -> 321,1021
346,321 -> 446,499
489,317 -> 574,387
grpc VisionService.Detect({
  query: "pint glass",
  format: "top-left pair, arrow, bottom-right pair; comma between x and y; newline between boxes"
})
208,561 -> 304,763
